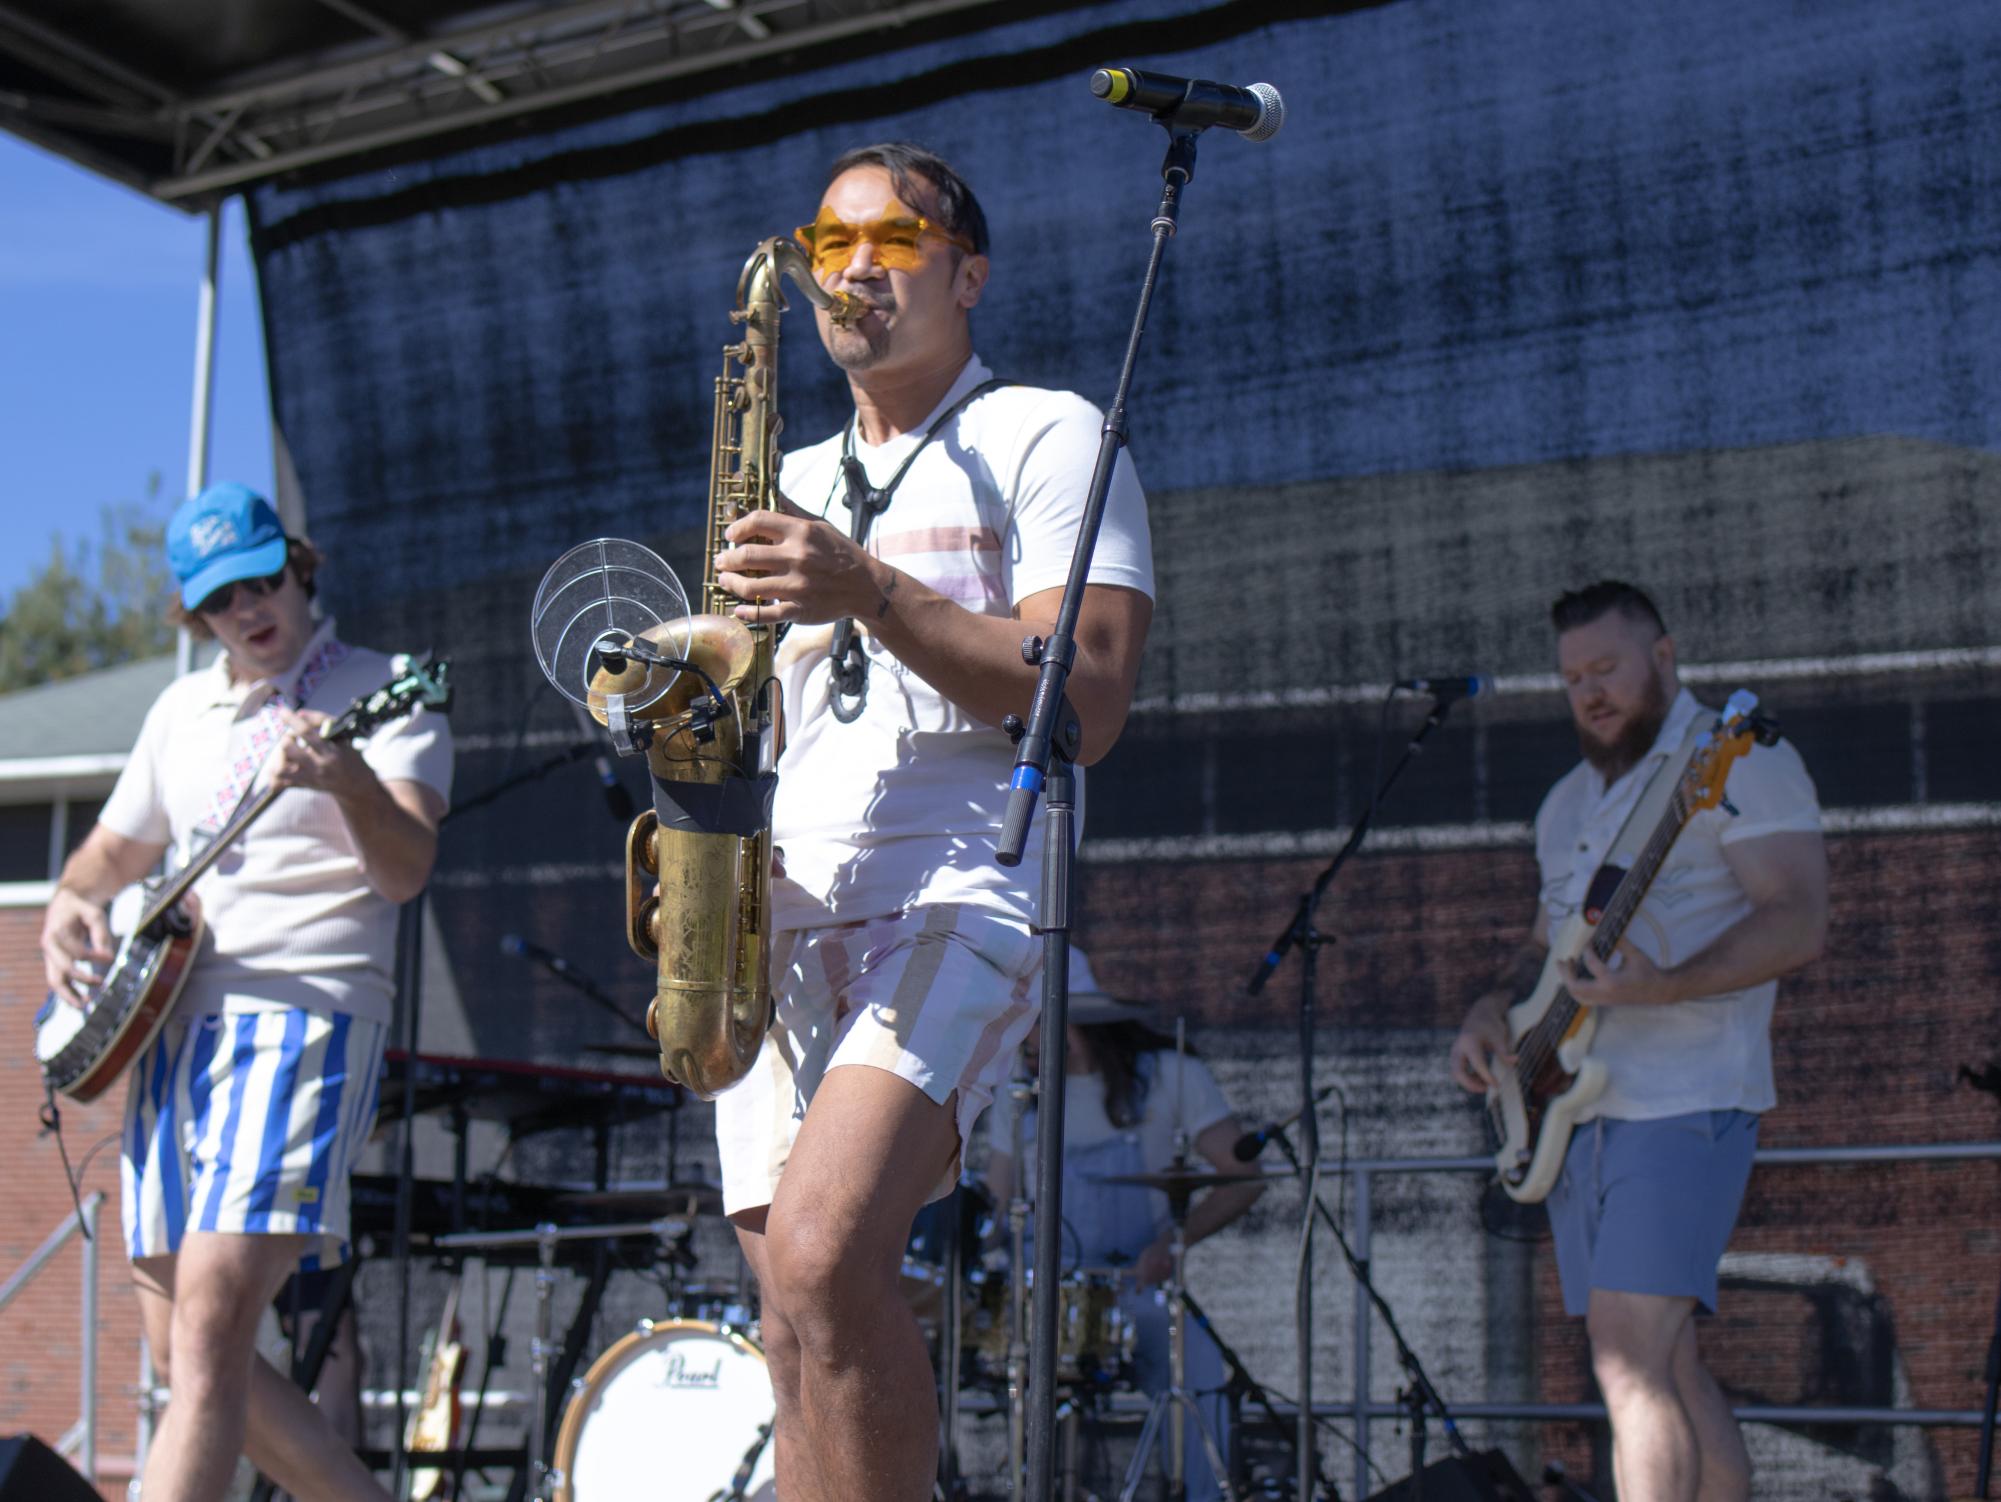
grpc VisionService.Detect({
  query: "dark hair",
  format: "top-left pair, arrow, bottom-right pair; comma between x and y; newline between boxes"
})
1079,1020 -> 1197,1130
1550,579 -> 1666,638
166,536 -> 325,640
827,141 -> 990,256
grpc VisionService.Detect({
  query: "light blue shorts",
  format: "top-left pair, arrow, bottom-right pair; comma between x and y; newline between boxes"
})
121,1009 -> 387,1272
1545,1109 -> 1758,1317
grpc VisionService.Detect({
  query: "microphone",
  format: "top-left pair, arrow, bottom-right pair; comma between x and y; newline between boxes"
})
571,700 -> 637,822
1232,1084 -> 1339,1161
1089,67 -> 1285,142
1394,674 -> 1493,703
501,933 -> 572,975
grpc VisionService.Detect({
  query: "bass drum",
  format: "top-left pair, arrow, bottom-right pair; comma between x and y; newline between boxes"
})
551,1320 -> 776,1501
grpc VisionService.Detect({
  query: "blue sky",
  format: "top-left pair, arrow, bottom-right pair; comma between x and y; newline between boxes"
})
0,133 -> 273,608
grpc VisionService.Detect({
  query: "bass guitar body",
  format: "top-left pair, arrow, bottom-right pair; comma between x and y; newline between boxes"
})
1487,908 -> 1608,1203
35,901 -> 206,1104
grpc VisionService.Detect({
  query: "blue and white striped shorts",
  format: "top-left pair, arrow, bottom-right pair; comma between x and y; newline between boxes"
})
120,1008 -> 387,1271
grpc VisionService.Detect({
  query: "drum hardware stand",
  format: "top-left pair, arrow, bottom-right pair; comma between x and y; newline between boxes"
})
1243,691 -> 1466,1502
713,1420 -> 774,1502
1115,1165 -> 1234,1502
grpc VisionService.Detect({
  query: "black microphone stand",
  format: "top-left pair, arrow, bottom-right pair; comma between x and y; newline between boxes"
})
1263,1126 -> 1470,1497
996,116 -> 1212,1502
1242,691 -> 1463,1502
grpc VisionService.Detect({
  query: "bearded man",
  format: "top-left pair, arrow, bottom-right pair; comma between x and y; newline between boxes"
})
1449,580 -> 1827,1502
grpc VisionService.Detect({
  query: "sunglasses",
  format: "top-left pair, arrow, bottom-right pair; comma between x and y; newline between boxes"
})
195,568 -> 288,616
793,207 -> 976,277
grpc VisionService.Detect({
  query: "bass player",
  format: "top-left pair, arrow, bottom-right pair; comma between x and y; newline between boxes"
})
1448,580 -> 1826,1502
37,482 -> 452,1502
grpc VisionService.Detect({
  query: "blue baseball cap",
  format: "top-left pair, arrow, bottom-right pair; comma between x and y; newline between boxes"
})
167,483 -> 289,609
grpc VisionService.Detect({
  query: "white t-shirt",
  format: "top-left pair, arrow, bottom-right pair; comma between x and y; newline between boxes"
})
98,619 -> 455,1025
987,1051 -> 1234,1169
768,355 -> 1154,931
1533,687 -> 1821,1120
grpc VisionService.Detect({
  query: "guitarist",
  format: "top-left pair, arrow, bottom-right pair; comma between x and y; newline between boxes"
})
1448,581 -> 1826,1502
36,482 -> 452,1502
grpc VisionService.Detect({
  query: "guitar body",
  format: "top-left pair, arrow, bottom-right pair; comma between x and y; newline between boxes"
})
1488,909 -> 1608,1203
36,903 -> 206,1104
405,1275 -> 466,1501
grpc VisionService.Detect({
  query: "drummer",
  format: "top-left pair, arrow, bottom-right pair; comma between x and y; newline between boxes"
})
983,952 -> 1265,1500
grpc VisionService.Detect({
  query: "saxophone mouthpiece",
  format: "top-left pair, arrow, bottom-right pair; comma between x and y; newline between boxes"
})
828,291 -> 867,329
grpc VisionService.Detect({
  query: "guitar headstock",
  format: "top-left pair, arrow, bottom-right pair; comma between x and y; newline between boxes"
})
327,656 -> 453,743
1681,688 -> 1776,812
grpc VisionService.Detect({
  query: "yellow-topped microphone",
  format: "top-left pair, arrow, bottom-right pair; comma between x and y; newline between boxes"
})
1088,66 -> 1284,141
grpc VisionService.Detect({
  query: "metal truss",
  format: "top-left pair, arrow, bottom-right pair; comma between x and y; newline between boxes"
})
0,0 -> 1012,206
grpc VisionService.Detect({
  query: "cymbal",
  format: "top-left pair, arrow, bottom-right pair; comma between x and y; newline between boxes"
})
554,1183 -> 725,1219
1089,1166 -> 1296,1193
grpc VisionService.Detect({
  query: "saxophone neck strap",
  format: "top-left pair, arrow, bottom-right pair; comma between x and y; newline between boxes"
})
836,376 -> 1013,543
829,376 -> 1012,722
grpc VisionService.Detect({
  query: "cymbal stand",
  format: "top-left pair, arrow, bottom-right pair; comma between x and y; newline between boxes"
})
1116,1173 -> 1234,1502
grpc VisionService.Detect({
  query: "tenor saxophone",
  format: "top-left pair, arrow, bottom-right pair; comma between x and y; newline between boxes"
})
589,238 -> 863,1098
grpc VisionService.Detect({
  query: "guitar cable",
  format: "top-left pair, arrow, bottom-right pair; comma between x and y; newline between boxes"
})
37,1086 -> 118,1243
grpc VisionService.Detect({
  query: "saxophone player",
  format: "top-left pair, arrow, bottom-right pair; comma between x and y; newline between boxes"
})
707,142 -> 1154,1500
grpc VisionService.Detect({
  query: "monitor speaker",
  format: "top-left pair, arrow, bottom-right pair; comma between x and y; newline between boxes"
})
0,1435 -> 100,1502
1362,1447 -> 1539,1502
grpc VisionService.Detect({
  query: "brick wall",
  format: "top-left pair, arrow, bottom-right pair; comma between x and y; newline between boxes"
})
0,905 -> 144,1500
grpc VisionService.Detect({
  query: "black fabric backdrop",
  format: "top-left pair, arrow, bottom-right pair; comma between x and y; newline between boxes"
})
245,0 -> 2001,1490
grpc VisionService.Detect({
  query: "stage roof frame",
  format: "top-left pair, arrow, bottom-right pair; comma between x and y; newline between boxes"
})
0,0 -> 1023,208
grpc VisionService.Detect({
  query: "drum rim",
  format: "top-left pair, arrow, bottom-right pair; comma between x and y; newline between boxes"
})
549,1318 -> 766,1502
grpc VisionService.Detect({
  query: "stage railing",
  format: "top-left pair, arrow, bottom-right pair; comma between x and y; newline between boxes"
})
1314,1141 -> 2001,1500
0,1191 -> 103,1485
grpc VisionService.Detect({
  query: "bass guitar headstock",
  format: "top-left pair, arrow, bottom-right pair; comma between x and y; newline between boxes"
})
328,655 -> 453,743
1681,688 -> 1779,813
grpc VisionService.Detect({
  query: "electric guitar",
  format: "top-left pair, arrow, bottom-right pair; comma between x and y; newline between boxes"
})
1486,689 -> 1778,1203
34,656 -> 452,1104
404,1271 -> 467,1501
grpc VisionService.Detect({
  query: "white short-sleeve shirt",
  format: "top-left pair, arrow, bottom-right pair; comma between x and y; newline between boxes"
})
986,1050 -> 1234,1168
1533,687 -> 1822,1120
97,619 -> 454,1025
768,355 -> 1154,931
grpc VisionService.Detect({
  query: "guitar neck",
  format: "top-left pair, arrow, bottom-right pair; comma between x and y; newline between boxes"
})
134,704 -> 366,932
1585,782 -> 1691,961
1531,778 -> 1696,1051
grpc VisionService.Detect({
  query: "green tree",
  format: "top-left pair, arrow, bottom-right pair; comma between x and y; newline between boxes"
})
0,475 -> 177,693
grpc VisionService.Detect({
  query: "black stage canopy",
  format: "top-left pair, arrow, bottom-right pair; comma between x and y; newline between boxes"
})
0,0 -> 1053,204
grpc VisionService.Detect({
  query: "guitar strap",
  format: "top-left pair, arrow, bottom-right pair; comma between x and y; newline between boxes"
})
196,635 -> 351,837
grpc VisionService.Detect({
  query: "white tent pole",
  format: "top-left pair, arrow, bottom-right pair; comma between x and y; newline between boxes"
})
177,203 -> 222,679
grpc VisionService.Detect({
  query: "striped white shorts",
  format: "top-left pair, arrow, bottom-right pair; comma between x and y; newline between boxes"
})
715,904 -> 1041,1217
120,1008 -> 387,1271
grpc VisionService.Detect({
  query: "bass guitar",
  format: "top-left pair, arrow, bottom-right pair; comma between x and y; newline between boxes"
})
1487,689 -> 1777,1203
34,656 -> 451,1104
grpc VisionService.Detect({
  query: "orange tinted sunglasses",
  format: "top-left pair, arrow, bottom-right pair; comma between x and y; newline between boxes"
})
793,207 -> 977,275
